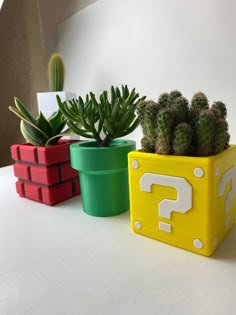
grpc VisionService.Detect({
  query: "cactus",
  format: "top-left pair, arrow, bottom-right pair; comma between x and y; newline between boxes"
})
188,107 -> 201,152
191,92 -> 209,110
140,90 -> 230,157
158,92 -> 169,108
141,136 -> 155,153
172,96 -> 189,124
57,85 -> 146,147
142,101 -> 160,138
211,101 -> 227,119
48,53 -> 65,92
9,97 -> 67,146
136,100 -> 147,129
213,119 -> 230,154
156,109 -> 174,154
196,109 -> 216,156
173,122 -> 192,156
210,106 -> 221,120
168,90 -> 182,107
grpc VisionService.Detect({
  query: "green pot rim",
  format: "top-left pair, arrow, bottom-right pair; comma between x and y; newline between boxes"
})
70,139 -> 136,172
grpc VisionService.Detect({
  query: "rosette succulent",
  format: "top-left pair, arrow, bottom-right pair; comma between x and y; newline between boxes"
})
9,97 -> 67,146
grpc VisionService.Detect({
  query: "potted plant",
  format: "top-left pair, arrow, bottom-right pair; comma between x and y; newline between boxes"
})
37,53 -> 77,118
57,85 -> 145,217
128,90 -> 236,256
9,97 -> 80,206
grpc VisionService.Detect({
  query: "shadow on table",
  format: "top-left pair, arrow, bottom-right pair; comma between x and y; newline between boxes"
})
211,225 -> 236,261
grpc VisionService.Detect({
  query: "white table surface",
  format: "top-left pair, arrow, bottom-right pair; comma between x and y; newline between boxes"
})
0,165 -> 236,315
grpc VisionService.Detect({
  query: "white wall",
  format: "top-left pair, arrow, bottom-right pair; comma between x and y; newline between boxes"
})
58,0 -> 236,148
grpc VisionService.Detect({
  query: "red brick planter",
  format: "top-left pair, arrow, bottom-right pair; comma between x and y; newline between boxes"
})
10,140 -> 80,206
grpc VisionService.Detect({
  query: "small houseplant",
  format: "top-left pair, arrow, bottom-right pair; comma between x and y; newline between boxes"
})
57,85 -> 145,217
9,97 -> 80,205
128,90 -> 236,256
37,53 -> 77,118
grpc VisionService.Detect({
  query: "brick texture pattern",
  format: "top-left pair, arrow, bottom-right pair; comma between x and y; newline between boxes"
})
11,141 -> 80,206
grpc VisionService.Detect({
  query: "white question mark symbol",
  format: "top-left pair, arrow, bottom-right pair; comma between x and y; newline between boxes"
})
218,166 -> 236,227
140,173 -> 192,232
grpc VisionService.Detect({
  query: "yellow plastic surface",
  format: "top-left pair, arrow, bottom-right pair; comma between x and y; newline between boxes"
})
128,146 -> 236,256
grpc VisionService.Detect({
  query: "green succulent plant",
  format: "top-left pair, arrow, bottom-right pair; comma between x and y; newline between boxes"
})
48,53 -> 65,92
57,85 -> 146,147
9,97 -> 67,146
137,90 -> 230,157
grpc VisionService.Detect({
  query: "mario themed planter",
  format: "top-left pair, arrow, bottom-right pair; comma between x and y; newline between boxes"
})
11,140 -> 80,206
128,146 -> 236,256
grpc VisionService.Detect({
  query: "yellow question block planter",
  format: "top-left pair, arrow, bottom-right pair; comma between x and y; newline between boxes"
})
128,146 -> 236,256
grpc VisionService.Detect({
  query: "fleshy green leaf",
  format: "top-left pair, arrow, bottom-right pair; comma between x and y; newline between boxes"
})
37,112 -> 54,138
20,121 -> 47,146
14,97 -> 37,125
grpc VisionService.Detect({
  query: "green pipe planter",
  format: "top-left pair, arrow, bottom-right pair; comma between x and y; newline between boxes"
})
70,140 -> 136,217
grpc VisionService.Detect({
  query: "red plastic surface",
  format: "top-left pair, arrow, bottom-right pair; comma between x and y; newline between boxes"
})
41,181 -> 73,205
11,145 -> 20,161
30,165 -> 59,185
37,144 -> 70,165
60,162 -> 78,181
20,145 -> 38,163
14,163 -> 31,181
11,141 -> 81,206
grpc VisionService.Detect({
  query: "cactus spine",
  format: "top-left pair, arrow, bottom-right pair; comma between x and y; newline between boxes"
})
48,53 -> 65,92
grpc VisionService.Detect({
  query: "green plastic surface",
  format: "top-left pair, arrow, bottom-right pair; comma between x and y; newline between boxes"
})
70,140 -> 136,217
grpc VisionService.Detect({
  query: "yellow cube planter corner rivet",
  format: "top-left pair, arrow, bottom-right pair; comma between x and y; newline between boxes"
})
128,145 -> 236,256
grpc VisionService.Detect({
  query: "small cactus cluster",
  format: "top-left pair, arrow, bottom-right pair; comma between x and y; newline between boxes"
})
137,90 -> 230,157
48,53 -> 65,92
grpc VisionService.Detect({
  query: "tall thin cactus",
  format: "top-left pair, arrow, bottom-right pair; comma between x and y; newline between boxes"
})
48,53 -> 65,92
196,109 -> 216,156
173,122 -> 192,156
156,109 -> 174,155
